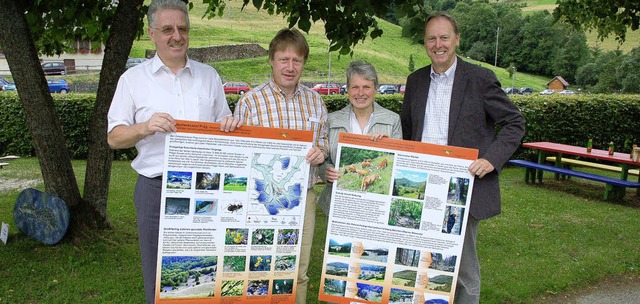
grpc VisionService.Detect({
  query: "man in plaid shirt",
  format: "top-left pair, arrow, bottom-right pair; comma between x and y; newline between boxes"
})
234,28 -> 328,304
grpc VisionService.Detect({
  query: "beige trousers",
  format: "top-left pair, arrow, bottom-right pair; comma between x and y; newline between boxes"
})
296,189 -> 317,304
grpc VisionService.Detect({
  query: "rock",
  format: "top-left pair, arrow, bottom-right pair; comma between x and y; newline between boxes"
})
13,188 -> 70,245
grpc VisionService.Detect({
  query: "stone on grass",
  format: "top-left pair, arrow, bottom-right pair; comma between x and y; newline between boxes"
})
13,188 -> 69,245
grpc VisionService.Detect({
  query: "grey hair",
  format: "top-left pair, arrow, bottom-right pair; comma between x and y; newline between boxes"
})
147,0 -> 190,29
346,61 -> 378,88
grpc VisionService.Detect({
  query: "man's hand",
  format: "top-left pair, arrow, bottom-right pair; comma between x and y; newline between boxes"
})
219,116 -> 242,132
145,113 -> 176,135
469,158 -> 494,178
306,146 -> 325,166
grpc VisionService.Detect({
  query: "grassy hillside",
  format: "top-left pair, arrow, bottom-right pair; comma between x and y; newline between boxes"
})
131,1 -> 548,89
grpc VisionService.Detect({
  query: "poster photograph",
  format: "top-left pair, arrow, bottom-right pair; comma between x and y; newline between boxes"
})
154,120 -> 313,304
318,133 -> 478,304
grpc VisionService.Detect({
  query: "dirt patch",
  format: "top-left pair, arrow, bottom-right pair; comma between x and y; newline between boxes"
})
0,178 -> 40,192
521,4 -> 557,12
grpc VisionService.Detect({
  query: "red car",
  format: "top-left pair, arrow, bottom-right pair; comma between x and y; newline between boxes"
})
223,82 -> 251,95
311,83 -> 340,95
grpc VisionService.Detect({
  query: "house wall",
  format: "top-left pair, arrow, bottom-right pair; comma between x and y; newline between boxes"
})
548,79 -> 565,91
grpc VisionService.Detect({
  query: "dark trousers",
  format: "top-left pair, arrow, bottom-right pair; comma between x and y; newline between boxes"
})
454,216 -> 480,304
134,175 -> 162,304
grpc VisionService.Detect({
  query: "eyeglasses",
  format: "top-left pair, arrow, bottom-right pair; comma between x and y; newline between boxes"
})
153,25 -> 189,36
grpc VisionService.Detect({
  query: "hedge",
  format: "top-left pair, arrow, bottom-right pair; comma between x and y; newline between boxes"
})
1,92 -> 639,160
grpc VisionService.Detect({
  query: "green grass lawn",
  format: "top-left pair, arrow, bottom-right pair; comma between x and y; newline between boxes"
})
1,158 -> 639,303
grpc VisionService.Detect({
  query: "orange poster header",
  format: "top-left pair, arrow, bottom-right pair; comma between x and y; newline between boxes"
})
339,133 -> 478,160
175,119 -> 313,143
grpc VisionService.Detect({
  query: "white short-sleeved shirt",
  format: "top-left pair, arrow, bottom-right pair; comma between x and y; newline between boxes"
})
108,55 -> 231,177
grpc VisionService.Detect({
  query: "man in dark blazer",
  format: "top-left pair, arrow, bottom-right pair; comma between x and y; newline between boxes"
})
401,12 -> 525,303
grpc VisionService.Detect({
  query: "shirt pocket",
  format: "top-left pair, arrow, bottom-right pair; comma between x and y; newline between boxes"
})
196,94 -> 215,122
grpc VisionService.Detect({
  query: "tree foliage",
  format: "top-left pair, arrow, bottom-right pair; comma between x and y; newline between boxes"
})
553,0 -> 640,43
201,0 -> 395,55
0,0 -> 144,235
616,47 -> 640,93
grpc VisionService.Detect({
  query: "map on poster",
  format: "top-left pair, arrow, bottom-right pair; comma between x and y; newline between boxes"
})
249,153 -> 306,216
154,120 -> 313,304
318,133 -> 478,304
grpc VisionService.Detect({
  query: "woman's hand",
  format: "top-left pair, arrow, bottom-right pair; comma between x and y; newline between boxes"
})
325,166 -> 340,182
370,132 -> 388,141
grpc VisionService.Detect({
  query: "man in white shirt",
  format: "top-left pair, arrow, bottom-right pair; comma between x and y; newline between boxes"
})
107,0 -> 240,302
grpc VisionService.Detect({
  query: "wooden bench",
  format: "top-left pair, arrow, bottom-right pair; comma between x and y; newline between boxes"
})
546,156 -> 639,176
0,162 -> 8,169
508,159 -> 640,200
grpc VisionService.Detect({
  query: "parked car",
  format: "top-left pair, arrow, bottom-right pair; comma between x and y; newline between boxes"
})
42,62 -> 66,75
311,83 -> 340,95
222,82 -> 251,94
399,85 -> 406,94
339,85 -> 347,95
504,87 -> 520,95
519,87 -> 534,94
378,84 -> 397,94
126,58 -> 146,69
3,82 -> 16,91
539,89 -> 555,95
0,77 -> 12,91
558,89 -> 575,95
47,79 -> 71,93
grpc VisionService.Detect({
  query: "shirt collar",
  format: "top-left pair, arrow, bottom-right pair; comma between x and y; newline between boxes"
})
430,56 -> 458,80
268,77 -> 300,97
150,55 -> 193,76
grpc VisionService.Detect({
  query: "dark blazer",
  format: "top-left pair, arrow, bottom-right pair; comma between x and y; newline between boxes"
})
401,58 -> 525,220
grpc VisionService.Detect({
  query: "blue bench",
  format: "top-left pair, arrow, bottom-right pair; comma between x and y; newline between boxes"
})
508,159 -> 640,200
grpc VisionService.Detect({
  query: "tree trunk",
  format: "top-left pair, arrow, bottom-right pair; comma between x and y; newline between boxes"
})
81,0 -> 146,230
0,0 -> 84,215
0,0 -> 146,236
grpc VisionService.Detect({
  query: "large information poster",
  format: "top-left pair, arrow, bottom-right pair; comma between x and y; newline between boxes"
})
154,120 -> 312,304
318,133 -> 478,304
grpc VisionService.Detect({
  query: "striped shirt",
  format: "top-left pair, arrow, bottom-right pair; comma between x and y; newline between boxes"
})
234,78 -> 329,187
421,58 -> 457,145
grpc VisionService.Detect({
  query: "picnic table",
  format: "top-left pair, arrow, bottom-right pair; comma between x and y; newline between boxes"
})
0,155 -> 19,168
509,142 -> 640,200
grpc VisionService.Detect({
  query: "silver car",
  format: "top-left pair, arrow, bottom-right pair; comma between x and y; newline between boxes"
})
126,58 -> 147,69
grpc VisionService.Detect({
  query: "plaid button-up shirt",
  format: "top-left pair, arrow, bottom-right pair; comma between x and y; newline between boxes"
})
234,78 -> 329,187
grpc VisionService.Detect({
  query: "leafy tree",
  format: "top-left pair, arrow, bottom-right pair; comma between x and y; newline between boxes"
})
0,0 -> 146,233
592,50 -> 624,93
616,47 -> 640,93
0,0 -> 405,238
408,54 -> 415,72
515,11 -> 561,75
492,3 -> 524,67
552,28 -> 589,83
7,0 -> 602,238
575,62 -> 600,88
553,0 -> 640,43
466,41 -> 493,62
506,63 -> 516,80
451,1 -> 498,56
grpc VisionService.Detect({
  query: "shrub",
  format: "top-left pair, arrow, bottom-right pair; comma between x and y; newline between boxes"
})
1,92 -> 639,160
